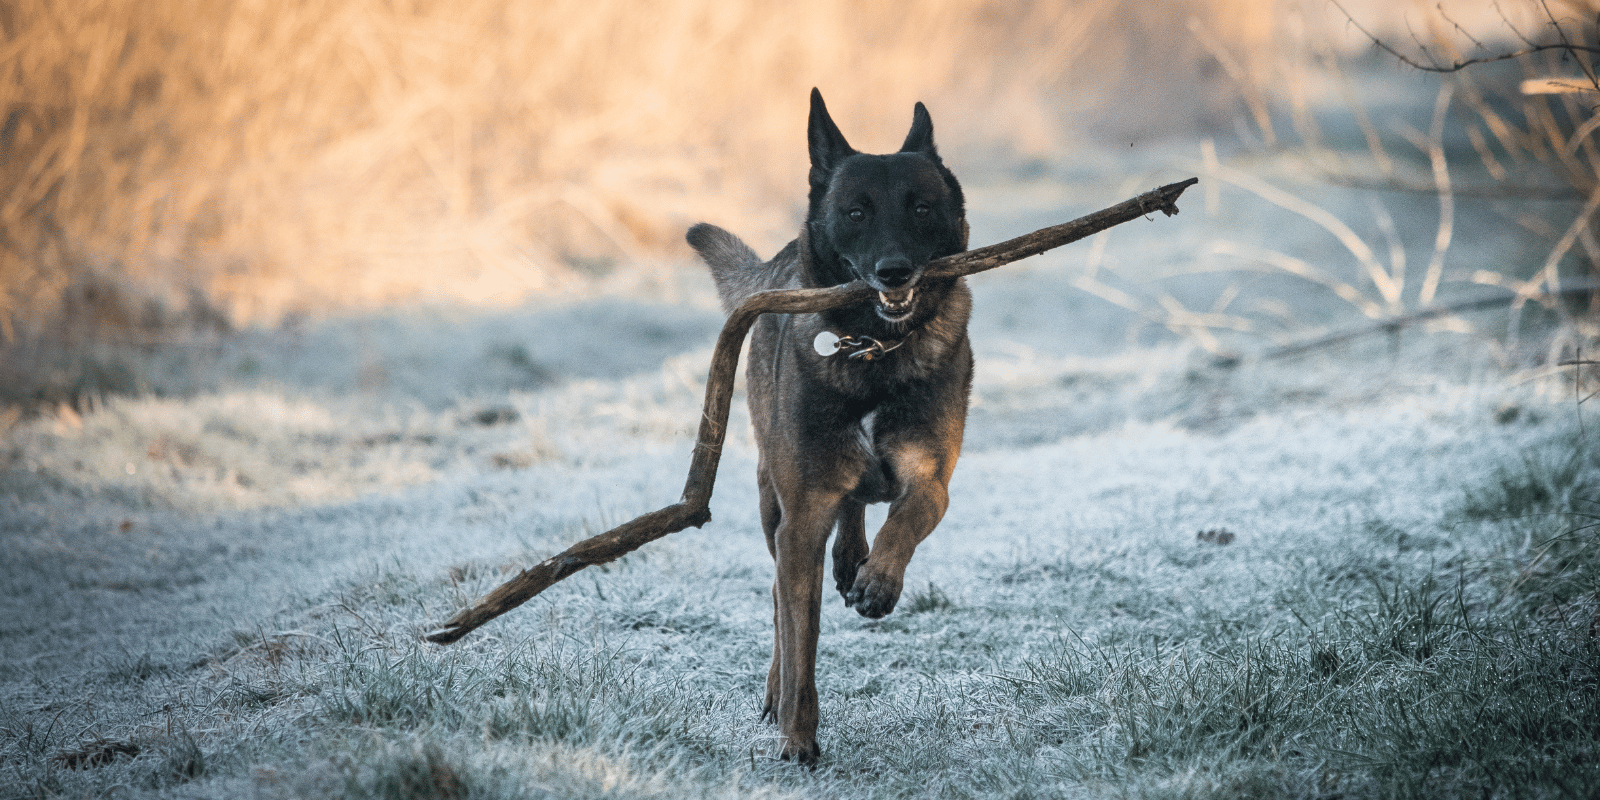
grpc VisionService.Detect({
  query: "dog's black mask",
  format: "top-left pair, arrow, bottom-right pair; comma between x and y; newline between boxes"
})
803,89 -> 967,330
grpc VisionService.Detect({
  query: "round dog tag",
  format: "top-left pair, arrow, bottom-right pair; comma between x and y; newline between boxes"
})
813,330 -> 841,356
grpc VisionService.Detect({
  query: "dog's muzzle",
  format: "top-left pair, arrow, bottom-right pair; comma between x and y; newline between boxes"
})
872,257 -> 918,321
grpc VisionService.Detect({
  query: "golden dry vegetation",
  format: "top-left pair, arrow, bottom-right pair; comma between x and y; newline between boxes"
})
4,0 -> 1597,402
0,0 -> 1296,339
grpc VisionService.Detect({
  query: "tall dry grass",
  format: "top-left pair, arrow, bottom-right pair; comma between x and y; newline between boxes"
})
1354,0 -> 1600,356
0,0 -> 1289,350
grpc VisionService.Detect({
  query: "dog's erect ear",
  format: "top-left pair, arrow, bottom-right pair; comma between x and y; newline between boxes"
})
898,102 -> 936,156
808,88 -> 855,186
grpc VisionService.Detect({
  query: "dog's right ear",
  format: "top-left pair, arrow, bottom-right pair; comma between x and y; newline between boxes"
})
808,88 -> 855,188
898,102 -> 937,156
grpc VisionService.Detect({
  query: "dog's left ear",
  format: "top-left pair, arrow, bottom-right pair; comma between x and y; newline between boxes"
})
898,102 -> 937,156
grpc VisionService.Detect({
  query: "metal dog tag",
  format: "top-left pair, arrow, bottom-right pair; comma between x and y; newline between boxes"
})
813,330 -> 841,357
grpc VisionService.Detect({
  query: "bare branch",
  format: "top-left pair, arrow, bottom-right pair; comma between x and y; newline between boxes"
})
1499,0 -> 1538,48
1333,0 -> 1600,75
1386,40 -> 1600,74
423,178 -> 1199,645
1541,0 -> 1600,87
1265,281 -> 1599,360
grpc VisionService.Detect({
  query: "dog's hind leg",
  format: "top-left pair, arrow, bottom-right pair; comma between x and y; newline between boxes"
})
758,467 -> 782,722
831,499 -> 868,601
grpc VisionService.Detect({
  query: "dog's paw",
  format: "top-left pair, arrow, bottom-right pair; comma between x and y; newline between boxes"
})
833,556 -> 865,602
845,565 -> 902,619
832,530 -> 869,602
777,737 -> 822,766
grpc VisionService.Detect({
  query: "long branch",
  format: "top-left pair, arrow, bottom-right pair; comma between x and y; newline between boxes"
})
424,177 -> 1198,645
1330,0 -> 1600,77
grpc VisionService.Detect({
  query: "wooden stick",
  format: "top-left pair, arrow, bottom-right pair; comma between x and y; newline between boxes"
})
424,177 -> 1198,645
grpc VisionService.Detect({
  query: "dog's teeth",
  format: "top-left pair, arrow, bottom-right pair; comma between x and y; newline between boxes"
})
877,289 -> 915,312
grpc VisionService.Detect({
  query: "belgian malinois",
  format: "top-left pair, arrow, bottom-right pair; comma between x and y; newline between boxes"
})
687,88 -> 972,763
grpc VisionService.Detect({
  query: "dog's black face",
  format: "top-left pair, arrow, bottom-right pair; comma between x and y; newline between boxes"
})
804,90 -> 967,329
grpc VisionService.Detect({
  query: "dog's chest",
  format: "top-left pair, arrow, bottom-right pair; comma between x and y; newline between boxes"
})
810,330 -> 954,396
800,351 -> 920,411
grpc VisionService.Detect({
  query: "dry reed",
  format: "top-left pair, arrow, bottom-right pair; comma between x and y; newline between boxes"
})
0,0 -> 1286,345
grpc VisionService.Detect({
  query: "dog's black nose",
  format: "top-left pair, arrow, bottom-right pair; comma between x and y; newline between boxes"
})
874,258 -> 914,288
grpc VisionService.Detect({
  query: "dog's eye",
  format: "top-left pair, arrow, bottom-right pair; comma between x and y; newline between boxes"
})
848,208 -> 865,223
914,203 -> 931,218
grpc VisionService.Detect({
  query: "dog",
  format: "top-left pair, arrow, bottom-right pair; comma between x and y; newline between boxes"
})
686,88 -> 972,763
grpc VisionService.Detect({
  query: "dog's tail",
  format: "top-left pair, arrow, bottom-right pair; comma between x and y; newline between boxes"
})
686,223 -> 792,314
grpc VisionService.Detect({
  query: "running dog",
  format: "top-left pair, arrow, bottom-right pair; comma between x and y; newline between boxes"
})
686,88 -> 972,763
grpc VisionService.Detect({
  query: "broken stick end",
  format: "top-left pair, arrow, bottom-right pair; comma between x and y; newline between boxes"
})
424,609 -> 478,645
1156,177 -> 1199,217
424,628 -> 467,646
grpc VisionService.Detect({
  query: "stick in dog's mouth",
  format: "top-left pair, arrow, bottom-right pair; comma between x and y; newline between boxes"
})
876,287 -> 916,321
423,177 -> 1199,648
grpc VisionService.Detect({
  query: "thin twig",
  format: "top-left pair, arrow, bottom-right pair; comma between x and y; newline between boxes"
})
1438,3 -> 1489,53
1265,282 -> 1599,360
1333,0 -> 1600,75
1576,346 -> 1588,435
423,177 -> 1199,645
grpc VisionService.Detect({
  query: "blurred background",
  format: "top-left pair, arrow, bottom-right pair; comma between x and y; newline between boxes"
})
1,0 -> 1595,408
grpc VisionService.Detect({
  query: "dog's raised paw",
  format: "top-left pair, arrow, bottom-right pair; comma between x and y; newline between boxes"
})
845,568 -> 902,619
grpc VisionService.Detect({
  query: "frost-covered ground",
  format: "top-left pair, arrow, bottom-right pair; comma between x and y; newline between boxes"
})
4,77 -> 1599,797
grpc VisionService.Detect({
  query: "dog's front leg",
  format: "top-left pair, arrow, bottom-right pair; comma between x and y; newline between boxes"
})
768,491 -> 839,764
847,444 -> 952,618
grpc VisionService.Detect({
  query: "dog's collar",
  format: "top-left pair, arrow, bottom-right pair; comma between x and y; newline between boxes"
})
813,330 -> 904,362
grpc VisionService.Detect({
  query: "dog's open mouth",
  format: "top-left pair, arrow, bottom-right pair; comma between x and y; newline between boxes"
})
876,288 -> 917,321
